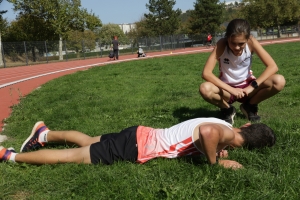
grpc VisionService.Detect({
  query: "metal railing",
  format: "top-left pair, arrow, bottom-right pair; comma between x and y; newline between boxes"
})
1,27 -> 299,68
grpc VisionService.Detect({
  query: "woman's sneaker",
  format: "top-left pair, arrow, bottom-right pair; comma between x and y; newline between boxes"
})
240,103 -> 261,122
20,121 -> 49,152
220,105 -> 236,125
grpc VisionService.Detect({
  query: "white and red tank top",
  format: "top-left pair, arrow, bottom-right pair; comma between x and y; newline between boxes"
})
218,44 -> 255,86
136,118 -> 232,164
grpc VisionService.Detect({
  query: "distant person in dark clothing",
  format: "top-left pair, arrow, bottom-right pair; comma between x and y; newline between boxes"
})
111,36 -> 120,60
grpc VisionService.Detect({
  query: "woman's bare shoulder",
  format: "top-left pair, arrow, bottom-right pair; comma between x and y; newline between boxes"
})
215,38 -> 227,57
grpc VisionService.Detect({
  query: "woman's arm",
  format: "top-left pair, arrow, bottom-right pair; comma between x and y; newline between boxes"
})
202,38 -> 241,95
249,36 -> 278,86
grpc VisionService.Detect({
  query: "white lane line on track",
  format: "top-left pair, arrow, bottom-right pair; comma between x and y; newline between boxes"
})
0,48 -> 210,89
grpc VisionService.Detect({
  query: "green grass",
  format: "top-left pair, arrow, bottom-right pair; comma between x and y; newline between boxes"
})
1,42 -> 300,199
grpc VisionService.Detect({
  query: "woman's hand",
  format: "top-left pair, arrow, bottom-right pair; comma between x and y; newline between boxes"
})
230,87 -> 245,99
243,85 -> 255,96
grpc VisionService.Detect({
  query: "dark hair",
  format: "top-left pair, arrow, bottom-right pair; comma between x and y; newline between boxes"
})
225,19 -> 251,40
239,123 -> 276,150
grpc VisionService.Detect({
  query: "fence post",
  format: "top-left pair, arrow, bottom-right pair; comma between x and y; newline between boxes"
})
100,39 -> 103,57
82,40 -> 86,59
24,41 -> 28,66
131,40 -> 133,54
1,41 -> 6,68
44,41 -> 48,63
64,40 -> 68,61
160,35 -> 162,51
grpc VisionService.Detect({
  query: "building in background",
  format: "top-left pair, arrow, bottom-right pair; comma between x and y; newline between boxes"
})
118,23 -> 136,34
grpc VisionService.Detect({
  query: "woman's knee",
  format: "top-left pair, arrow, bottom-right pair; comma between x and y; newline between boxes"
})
273,74 -> 286,91
199,82 -> 215,98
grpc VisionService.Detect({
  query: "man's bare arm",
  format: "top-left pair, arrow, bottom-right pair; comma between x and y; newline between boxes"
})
198,124 -> 220,164
199,124 -> 243,169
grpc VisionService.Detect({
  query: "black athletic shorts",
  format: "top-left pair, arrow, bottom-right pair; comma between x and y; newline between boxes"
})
89,126 -> 138,165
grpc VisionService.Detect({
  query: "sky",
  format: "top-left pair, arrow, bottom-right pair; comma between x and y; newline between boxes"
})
1,0 -> 238,24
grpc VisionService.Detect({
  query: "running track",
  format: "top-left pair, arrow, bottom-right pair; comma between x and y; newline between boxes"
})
1,38 -> 300,135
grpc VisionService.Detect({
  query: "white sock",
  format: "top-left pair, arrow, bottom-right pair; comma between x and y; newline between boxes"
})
38,130 -> 50,143
9,152 -> 17,162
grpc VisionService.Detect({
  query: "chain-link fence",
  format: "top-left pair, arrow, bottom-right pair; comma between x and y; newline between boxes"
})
1,25 -> 299,68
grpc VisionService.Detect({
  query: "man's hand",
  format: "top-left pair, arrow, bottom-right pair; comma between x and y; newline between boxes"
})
218,159 -> 243,170
216,150 -> 228,158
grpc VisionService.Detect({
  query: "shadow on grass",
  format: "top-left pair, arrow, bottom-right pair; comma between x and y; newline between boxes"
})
172,106 -> 220,122
177,155 -> 207,165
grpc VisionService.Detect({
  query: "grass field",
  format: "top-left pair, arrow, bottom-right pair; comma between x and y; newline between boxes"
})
1,42 -> 300,199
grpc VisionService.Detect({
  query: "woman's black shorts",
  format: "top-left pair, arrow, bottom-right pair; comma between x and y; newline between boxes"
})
89,126 -> 138,165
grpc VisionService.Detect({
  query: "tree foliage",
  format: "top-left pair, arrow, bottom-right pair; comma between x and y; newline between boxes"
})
8,0 -> 102,60
0,0 -> 8,17
188,0 -> 225,35
4,14 -> 57,42
0,0 -> 8,33
8,0 -> 102,39
67,30 -> 96,53
178,10 -> 193,34
239,0 -> 300,30
144,0 -> 182,36
98,24 -> 127,47
0,0 -> 8,66
223,2 -> 241,23
128,17 -> 153,40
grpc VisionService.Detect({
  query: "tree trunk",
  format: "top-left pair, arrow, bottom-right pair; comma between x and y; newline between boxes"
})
0,32 -> 3,67
59,35 -> 63,60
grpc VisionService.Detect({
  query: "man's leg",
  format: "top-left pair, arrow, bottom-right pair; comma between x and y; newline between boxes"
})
20,121 -> 101,152
116,50 -> 119,60
47,130 -> 101,147
1,146 -> 92,164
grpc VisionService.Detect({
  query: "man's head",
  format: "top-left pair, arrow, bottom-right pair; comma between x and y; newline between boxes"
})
239,123 -> 276,150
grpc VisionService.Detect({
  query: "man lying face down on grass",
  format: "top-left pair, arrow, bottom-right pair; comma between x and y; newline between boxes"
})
0,117 -> 275,169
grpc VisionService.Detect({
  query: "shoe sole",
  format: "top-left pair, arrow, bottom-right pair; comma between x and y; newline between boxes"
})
230,108 -> 236,125
20,121 -> 44,152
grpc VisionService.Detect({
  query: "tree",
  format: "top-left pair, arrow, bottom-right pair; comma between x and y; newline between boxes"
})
178,10 -> 193,34
8,0 -> 102,60
0,0 -> 8,66
4,14 -> 57,42
144,0 -> 182,36
98,24 -> 127,49
188,0 -> 224,36
66,30 -> 97,53
240,0 -> 300,37
2,14 -> 59,63
127,17 -> 155,47
223,2 -> 241,23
